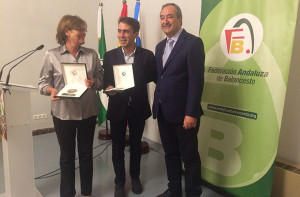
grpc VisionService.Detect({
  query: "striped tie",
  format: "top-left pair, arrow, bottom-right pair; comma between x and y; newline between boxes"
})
163,39 -> 174,67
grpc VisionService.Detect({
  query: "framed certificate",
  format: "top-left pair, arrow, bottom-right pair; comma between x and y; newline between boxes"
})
56,63 -> 88,98
104,64 -> 135,93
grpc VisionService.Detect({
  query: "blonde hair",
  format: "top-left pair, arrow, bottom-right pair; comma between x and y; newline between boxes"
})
56,15 -> 87,45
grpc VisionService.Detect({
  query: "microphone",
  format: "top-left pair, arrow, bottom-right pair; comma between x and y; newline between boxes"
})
0,44 -> 44,81
35,44 -> 44,50
4,44 -> 44,86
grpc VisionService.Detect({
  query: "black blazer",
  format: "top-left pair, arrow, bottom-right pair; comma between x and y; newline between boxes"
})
152,29 -> 205,123
103,46 -> 156,122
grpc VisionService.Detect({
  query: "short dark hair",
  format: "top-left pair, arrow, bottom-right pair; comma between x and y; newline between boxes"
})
118,17 -> 140,33
161,3 -> 182,18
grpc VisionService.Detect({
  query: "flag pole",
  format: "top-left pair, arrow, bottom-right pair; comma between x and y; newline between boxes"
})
98,119 -> 111,140
98,120 -> 111,140
119,0 -> 130,146
97,2 -> 111,140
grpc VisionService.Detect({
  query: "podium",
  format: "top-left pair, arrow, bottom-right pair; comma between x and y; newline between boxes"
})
0,83 -> 42,197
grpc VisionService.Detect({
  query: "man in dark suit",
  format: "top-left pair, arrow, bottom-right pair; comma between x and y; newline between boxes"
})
153,3 -> 205,197
103,17 -> 156,197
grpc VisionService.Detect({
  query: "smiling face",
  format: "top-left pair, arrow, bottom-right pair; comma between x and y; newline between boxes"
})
117,22 -> 138,50
65,26 -> 86,47
160,5 -> 182,38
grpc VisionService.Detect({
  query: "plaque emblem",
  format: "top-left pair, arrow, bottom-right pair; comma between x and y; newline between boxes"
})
67,89 -> 77,93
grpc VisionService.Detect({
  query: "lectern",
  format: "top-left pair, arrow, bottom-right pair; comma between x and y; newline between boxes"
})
0,83 -> 42,197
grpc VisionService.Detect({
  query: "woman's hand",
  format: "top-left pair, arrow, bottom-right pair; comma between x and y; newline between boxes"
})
46,87 -> 60,101
85,75 -> 95,89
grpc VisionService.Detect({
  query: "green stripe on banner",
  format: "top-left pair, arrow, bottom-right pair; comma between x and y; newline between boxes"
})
225,163 -> 275,196
200,0 -> 222,30
199,0 -> 299,196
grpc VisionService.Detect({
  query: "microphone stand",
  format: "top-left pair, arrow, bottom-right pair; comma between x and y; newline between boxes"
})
3,45 -> 44,93
0,50 -> 35,81
5,50 -> 38,87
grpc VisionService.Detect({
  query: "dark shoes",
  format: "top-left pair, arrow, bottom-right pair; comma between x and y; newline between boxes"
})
114,177 -> 142,196
156,189 -> 184,197
131,177 -> 143,194
156,189 -> 172,197
114,185 -> 125,197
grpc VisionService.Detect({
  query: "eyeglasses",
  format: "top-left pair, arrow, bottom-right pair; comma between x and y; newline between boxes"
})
73,28 -> 87,33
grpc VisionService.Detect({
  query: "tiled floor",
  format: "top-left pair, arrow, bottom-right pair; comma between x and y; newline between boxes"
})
0,129 -> 223,197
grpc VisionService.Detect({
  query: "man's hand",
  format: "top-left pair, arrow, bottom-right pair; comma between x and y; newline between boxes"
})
183,116 -> 197,130
106,85 -> 117,96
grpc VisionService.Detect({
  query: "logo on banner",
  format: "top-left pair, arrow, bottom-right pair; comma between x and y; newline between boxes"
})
220,14 -> 263,61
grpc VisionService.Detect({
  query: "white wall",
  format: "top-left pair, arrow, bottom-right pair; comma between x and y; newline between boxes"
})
0,0 -> 202,139
277,2 -> 300,164
1,0 -> 300,164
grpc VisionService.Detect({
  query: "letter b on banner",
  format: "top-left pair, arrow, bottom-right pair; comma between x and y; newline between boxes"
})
199,116 -> 242,176
231,40 -> 244,54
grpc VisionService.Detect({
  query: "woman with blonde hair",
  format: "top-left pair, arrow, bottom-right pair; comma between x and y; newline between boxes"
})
38,15 -> 104,197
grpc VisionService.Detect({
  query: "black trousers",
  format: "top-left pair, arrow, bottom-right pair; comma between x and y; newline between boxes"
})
53,115 -> 96,197
110,106 -> 145,186
157,109 -> 202,197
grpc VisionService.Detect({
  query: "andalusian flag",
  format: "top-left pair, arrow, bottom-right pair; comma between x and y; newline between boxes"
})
96,3 -> 107,126
134,0 -> 141,47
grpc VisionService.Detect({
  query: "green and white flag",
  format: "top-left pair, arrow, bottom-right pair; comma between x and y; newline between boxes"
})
199,0 -> 299,196
97,4 -> 107,126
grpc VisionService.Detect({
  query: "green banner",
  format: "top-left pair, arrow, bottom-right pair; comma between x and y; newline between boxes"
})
199,0 -> 299,196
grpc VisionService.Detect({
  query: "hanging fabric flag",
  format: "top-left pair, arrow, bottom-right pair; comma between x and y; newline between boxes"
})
119,0 -> 128,46
134,0 -> 141,47
121,0 -> 127,17
96,3 -> 107,127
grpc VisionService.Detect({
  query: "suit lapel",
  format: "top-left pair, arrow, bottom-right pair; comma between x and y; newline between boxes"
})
116,47 -> 126,65
158,39 -> 167,74
163,29 -> 187,70
117,46 -> 140,75
133,47 -> 142,67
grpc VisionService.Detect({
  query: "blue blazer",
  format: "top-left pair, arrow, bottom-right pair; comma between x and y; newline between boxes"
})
152,29 -> 205,123
103,46 -> 156,123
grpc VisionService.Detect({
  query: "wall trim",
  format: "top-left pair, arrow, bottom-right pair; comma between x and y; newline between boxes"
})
32,127 -> 55,136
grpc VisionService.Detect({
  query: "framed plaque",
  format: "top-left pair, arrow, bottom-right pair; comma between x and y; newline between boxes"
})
104,64 -> 135,93
56,63 -> 88,98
